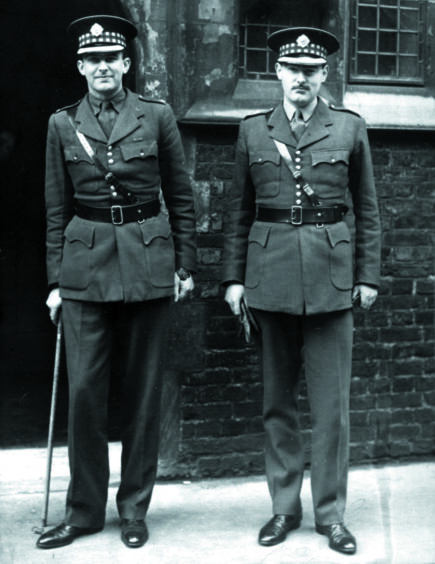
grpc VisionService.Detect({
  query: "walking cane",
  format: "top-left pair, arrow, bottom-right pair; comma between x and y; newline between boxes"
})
33,317 -> 63,534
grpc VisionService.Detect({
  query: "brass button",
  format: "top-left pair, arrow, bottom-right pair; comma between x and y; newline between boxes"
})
296,199 -> 302,204
295,157 -> 301,163
108,159 -> 114,164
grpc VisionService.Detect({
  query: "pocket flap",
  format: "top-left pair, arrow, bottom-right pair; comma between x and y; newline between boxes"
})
64,145 -> 93,164
326,222 -> 351,248
140,219 -> 172,245
64,221 -> 94,248
249,150 -> 280,167
311,149 -> 349,166
120,141 -> 158,161
248,223 -> 271,247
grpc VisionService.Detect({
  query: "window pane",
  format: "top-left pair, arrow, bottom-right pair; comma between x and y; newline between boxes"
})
399,55 -> 419,77
400,9 -> 419,31
358,30 -> 377,51
400,33 -> 419,52
247,26 -> 267,48
378,55 -> 396,75
380,8 -> 398,29
247,50 -> 267,73
359,7 -> 377,28
379,31 -> 397,52
381,0 -> 398,6
358,54 -> 376,75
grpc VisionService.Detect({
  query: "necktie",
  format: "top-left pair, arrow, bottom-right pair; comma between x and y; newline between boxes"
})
98,101 -> 117,138
291,110 -> 305,142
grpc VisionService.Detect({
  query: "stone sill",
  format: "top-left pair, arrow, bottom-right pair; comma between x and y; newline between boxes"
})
344,87 -> 435,130
181,80 -> 435,130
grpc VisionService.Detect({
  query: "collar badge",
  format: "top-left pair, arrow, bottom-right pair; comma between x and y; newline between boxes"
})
90,23 -> 104,36
296,34 -> 310,48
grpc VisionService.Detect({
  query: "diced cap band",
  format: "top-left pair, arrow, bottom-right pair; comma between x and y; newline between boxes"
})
268,27 -> 339,66
68,15 -> 137,55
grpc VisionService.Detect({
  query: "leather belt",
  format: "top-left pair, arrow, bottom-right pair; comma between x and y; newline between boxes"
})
74,198 -> 160,225
257,205 -> 348,226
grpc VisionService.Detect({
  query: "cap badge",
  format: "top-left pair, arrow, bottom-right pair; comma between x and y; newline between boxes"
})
90,23 -> 104,37
296,34 -> 310,48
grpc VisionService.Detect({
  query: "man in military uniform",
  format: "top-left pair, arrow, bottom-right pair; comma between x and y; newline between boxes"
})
223,28 -> 380,555
37,15 -> 196,550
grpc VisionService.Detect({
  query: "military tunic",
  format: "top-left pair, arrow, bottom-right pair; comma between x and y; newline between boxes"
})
223,98 -> 380,313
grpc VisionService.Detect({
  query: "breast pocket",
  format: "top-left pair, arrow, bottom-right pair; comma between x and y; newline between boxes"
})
311,149 -> 350,167
249,150 -> 281,197
326,222 -> 353,290
60,219 -> 94,290
139,217 -> 175,287
245,223 -> 271,288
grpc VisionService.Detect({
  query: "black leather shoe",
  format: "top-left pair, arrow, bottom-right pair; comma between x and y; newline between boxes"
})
121,519 -> 149,548
36,523 -> 102,549
316,522 -> 357,554
258,513 -> 302,546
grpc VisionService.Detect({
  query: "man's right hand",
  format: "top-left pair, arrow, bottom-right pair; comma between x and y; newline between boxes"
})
46,288 -> 62,325
224,283 -> 245,316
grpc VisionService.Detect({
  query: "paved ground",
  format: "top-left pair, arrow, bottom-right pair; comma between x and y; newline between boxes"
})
0,444 -> 434,564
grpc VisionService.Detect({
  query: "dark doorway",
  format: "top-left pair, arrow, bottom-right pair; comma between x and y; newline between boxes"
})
0,0 -> 133,447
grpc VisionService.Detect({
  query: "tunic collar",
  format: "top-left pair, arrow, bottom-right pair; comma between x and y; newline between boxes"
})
88,88 -> 127,115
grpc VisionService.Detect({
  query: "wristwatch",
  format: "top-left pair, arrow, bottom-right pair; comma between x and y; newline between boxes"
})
176,267 -> 191,281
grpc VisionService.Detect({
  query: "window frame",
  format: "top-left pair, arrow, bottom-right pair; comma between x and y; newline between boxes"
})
348,0 -> 426,86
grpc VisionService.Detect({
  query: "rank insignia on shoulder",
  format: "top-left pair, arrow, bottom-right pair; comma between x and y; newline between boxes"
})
329,103 -> 361,118
55,99 -> 81,113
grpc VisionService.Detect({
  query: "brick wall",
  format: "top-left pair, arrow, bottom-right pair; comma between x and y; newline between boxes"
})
173,127 -> 435,478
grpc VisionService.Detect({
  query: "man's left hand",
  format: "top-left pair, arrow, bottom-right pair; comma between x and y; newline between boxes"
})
174,272 -> 194,302
352,284 -> 378,310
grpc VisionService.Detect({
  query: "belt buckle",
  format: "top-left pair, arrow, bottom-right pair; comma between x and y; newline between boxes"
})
111,205 -> 124,225
291,205 -> 303,225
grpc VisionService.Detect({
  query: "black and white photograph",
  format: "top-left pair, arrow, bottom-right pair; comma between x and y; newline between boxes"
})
0,1 -> 434,562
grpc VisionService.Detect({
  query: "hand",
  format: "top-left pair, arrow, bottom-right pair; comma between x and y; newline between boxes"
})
174,272 -> 195,302
352,284 -> 378,310
46,288 -> 62,325
224,283 -> 245,315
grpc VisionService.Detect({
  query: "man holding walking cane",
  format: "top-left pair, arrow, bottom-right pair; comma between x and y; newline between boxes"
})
38,14 -> 196,550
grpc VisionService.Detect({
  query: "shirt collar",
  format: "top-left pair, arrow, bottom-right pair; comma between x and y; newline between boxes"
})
283,96 -> 319,123
88,88 -> 127,115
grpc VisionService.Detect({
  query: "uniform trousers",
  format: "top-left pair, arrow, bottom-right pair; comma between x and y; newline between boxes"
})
252,308 -> 353,525
61,297 -> 171,529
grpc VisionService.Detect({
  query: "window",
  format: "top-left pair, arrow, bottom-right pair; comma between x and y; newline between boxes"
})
349,0 -> 426,85
238,0 -> 329,80
239,15 -> 289,80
